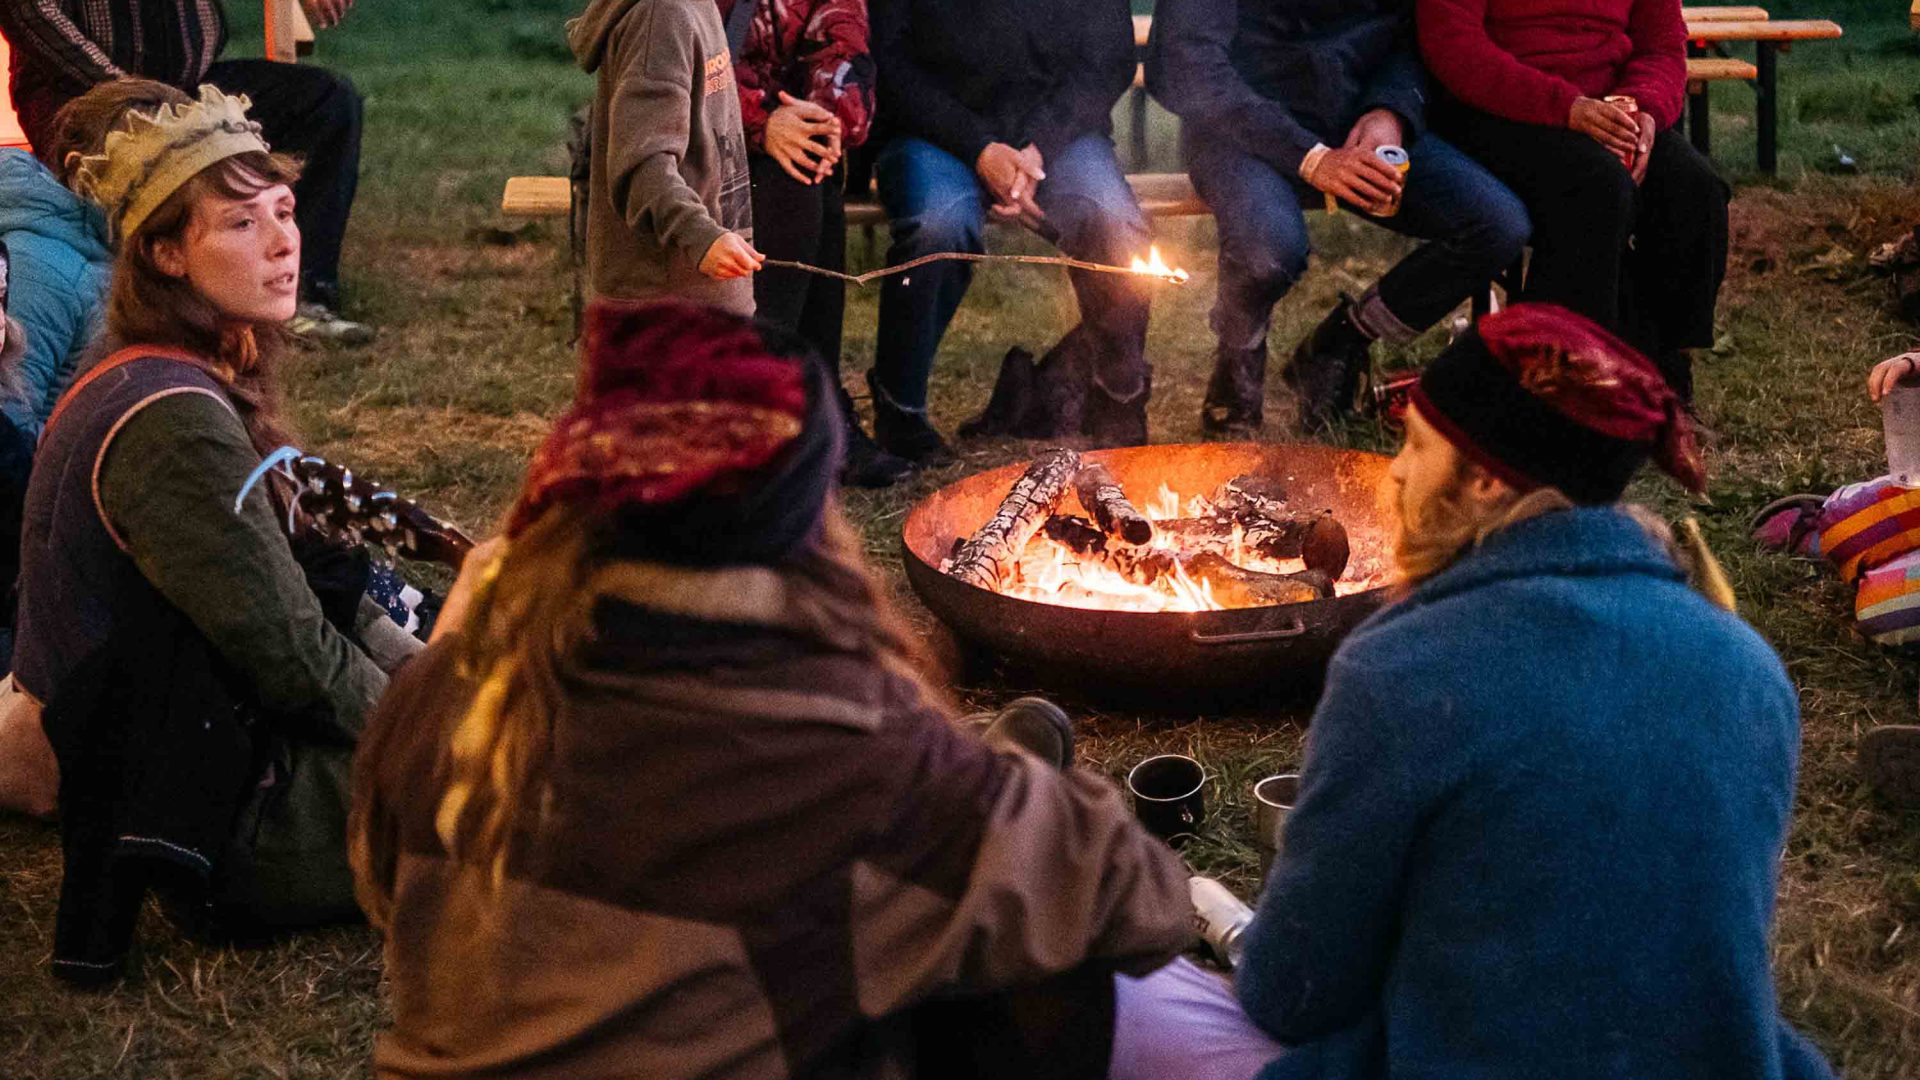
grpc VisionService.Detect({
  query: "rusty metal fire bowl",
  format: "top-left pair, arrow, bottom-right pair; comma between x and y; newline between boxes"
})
901,442 -> 1396,701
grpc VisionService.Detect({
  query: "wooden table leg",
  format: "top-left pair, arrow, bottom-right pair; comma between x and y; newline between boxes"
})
1687,43 -> 1712,156
1129,85 -> 1149,171
1755,42 -> 1778,174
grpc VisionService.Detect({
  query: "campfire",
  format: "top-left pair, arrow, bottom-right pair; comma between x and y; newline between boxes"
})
938,448 -> 1387,614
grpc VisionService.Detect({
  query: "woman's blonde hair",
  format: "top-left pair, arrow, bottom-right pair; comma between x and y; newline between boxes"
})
351,500 -> 945,907
104,149 -> 303,456
1389,459 -> 1735,611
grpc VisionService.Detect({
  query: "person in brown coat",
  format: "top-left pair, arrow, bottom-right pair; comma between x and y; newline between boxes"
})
349,301 -> 1193,1080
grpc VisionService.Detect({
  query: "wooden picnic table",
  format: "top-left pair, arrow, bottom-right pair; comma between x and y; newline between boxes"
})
1685,19 -> 1842,172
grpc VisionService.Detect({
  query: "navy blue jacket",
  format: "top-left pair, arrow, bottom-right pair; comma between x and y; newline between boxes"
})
1146,0 -> 1427,176
867,0 -> 1134,167
1238,508 -> 1835,1080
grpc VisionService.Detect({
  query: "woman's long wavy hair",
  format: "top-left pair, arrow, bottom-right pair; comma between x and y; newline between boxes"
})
349,498 -> 948,912
103,149 -> 304,457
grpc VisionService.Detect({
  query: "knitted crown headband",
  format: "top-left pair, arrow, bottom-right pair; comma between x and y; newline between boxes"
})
71,85 -> 272,242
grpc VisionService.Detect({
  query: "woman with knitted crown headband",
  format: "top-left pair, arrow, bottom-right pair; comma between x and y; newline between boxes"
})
10,85 -> 417,985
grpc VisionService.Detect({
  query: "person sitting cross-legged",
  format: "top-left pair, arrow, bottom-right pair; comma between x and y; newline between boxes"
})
0,0 -> 373,343
9,86 -> 421,980
1146,0 -> 1530,435
863,0 -> 1158,459
1105,304 -> 1837,1080
350,300 -> 1193,1080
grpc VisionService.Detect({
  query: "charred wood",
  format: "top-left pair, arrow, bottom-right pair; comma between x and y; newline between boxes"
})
1152,510 -> 1350,579
946,449 -> 1082,589
1073,462 -> 1154,546
1043,515 -> 1173,584
1212,474 -> 1290,520
1180,552 -> 1333,608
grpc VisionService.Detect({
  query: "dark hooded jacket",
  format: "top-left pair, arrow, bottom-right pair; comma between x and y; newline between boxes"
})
568,0 -> 754,314
1146,0 -> 1428,177
866,0 -> 1135,167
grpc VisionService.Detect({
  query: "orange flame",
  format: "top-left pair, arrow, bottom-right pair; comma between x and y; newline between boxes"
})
1129,246 -> 1190,285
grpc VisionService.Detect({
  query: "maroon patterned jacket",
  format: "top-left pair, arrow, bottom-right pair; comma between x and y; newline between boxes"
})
720,0 -> 874,150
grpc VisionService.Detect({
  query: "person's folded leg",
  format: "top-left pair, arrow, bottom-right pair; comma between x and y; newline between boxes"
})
1110,957 -> 1284,1080
1359,135 -> 1531,342
1186,138 -> 1313,433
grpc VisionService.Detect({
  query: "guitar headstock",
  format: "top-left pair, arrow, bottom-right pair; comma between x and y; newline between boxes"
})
238,446 -> 475,569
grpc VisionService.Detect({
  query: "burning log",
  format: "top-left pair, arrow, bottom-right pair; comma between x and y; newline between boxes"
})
1180,552 -> 1333,607
947,449 -> 1082,589
1074,462 -> 1154,546
1154,510 -> 1351,580
1043,515 -> 1174,584
1213,475 -> 1290,520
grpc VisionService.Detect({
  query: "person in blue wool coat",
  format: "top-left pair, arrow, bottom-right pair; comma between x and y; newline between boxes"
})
1106,303 -> 1836,1080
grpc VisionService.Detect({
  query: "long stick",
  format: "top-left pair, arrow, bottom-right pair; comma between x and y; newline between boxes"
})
762,253 -> 1187,287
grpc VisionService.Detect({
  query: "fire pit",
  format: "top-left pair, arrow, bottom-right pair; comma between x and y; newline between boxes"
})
901,442 -> 1396,701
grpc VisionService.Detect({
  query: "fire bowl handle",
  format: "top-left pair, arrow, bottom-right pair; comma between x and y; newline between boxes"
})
1188,620 -> 1308,646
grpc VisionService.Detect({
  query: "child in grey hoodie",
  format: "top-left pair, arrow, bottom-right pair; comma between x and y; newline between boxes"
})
569,0 -> 762,313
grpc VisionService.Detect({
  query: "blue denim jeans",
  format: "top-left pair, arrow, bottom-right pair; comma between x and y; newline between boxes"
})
871,135 -> 1153,413
1187,133 -> 1530,352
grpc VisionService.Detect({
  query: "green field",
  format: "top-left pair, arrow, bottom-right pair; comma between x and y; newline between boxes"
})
2,0 -> 1918,1075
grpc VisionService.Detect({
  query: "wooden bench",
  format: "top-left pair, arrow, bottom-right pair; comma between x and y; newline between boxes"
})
502,171 -> 1208,226
1686,18 -> 1843,173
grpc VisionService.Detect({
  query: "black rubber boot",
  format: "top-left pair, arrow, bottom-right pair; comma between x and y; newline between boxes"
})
1200,344 -> 1267,438
1080,371 -> 1150,449
1282,298 -> 1374,433
1021,329 -> 1092,439
867,371 -> 956,467
841,419 -> 914,488
957,347 -> 1039,440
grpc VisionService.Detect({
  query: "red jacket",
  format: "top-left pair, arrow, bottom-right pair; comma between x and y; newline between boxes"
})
1417,0 -> 1687,130
720,0 -> 874,151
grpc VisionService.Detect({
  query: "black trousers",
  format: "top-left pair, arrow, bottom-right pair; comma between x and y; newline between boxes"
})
750,153 -> 849,393
1436,104 -> 1729,394
20,61 -> 364,307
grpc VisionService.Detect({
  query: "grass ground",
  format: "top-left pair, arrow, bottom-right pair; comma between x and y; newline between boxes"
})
3,0 -> 1919,1075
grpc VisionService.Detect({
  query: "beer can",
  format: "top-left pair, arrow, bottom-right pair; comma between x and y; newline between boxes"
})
1604,95 -> 1640,171
1374,145 -> 1410,217
1190,876 -> 1254,969
1367,370 -> 1422,431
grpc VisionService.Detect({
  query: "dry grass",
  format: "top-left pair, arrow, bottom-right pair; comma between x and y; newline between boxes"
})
2,0 -> 1918,1075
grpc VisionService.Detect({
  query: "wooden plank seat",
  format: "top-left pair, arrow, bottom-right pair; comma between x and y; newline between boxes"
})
1681,6 -> 1770,21
503,172 -> 1209,224
1687,56 -> 1760,85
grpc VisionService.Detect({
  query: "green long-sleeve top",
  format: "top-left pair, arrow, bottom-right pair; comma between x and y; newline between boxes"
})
97,391 -> 385,742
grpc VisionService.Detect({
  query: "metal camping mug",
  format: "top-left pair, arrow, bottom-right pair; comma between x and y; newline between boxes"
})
1604,95 -> 1641,171
1374,145 -> 1410,217
1253,774 -> 1301,879
1128,754 -> 1207,847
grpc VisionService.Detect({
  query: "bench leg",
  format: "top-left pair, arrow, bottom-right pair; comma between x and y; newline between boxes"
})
1687,44 -> 1711,156
1755,42 -> 1778,176
1130,85 -> 1149,171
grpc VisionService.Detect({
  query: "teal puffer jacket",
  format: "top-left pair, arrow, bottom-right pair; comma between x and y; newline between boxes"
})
0,148 -> 112,438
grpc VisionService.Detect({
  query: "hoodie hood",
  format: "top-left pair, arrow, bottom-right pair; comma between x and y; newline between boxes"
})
568,0 -> 648,73
0,149 -> 111,266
